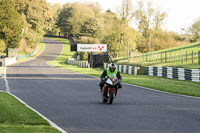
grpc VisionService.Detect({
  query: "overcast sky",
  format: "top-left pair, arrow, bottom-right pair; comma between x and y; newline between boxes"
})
46,0 -> 200,33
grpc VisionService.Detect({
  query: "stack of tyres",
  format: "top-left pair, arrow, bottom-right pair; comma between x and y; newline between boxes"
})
162,67 -> 167,78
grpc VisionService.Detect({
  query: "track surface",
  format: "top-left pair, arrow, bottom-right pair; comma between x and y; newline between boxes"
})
5,39 -> 200,133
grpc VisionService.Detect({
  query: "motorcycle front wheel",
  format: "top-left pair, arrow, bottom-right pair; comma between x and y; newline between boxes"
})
108,89 -> 114,104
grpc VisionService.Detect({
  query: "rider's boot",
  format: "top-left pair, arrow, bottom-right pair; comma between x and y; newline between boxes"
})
99,87 -> 102,92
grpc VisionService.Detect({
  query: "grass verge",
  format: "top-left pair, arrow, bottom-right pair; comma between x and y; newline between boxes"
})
0,92 -> 61,133
0,40 -> 61,133
48,37 -> 200,97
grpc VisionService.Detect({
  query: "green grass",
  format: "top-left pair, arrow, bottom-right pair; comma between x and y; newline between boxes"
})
48,37 -> 200,97
0,92 -> 61,133
0,40 -> 60,133
113,42 -> 200,69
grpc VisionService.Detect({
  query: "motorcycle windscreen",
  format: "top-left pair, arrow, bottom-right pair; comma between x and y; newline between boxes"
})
106,78 -> 113,85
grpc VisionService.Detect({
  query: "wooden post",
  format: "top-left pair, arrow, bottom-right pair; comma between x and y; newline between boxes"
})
165,52 -> 167,63
186,51 -> 187,64
180,51 -> 181,64
198,50 -> 200,65
170,52 -> 171,63
157,53 -> 158,62
192,50 -> 193,64
175,52 -> 176,64
161,52 -> 162,63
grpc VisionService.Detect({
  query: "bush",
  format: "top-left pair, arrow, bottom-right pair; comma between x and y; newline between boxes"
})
24,29 -> 37,49
78,36 -> 100,44
0,40 -> 6,53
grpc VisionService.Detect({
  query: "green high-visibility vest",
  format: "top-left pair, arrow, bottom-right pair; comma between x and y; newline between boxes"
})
105,68 -> 118,79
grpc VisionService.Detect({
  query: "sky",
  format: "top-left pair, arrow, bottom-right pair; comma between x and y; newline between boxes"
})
46,0 -> 200,34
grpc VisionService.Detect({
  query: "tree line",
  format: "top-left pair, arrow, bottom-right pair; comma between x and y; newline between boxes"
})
52,0 -> 189,60
0,0 -> 199,58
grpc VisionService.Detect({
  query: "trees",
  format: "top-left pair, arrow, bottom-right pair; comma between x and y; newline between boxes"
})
15,0 -> 53,48
46,3 -> 62,36
55,0 -> 184,56
135,0 -> 167,38
102,10 -> 121,53
81,17 -> 102,38
189,19 -> 200,42
0,0 -> 23,49
56,3 -> 96,37
117,0 -> 135,56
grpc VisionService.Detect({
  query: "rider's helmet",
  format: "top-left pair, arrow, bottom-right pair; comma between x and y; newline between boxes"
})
109,63 -> 116,72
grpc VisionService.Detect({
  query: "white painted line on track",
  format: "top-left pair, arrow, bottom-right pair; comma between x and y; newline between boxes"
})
2,67 -> 10,93
9,93 -> 68,133
3,59 -> 68,133
48,62 -> 200,100
122,82 -> 200,100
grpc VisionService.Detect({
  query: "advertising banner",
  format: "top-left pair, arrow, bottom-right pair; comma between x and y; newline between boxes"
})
77,44 -> 107,52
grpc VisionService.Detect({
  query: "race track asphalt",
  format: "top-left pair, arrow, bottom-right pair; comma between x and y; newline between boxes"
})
5,38 -> 200,133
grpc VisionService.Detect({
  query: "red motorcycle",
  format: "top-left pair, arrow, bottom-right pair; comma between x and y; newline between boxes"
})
102,76 -> 120,104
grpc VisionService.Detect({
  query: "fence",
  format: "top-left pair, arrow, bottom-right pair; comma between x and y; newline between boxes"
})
104,63 -> 139,75
67,58 -> 88,68
110,50 -> 200,65
144,66 -> 200,82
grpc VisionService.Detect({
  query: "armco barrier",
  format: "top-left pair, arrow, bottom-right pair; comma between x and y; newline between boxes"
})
104,63 -> 139,75
144,66 -> 200,82
67,58 -> 88,68
17,45 -> 38,59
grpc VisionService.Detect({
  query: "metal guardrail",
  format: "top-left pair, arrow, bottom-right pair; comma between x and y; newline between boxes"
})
144,66 -> 200,82
17,46 -> 38,59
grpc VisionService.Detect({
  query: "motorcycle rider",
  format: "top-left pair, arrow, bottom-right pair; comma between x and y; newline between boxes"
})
99,63 -> 122,92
